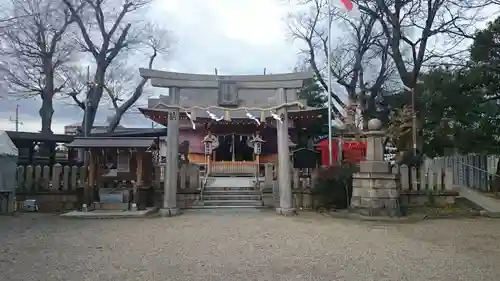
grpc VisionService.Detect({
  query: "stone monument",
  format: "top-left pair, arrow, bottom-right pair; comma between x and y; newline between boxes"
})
350,118 -> 401,216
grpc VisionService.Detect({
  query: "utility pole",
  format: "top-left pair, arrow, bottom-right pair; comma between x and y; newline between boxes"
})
9,104 -> 22,131
411,86 -> 417,157
82,66 -> 92,167
327,0 -> 333,165
84,65 -> 91,138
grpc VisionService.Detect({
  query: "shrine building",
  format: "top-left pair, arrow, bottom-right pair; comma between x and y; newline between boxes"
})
139,70 -> 327,170
138,69 -> 326,216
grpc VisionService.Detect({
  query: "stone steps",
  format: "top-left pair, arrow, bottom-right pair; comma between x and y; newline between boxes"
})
203,194 -> 261,201
201,190 -> 263,208
206,178 -> 255,188
201,176 -> 263,209
203,200 -> 263,207
190,205 -> 268,210
203,189 -> 260,195
204,186 -> 256,191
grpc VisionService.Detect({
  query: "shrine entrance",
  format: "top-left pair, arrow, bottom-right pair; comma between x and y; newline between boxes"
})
138,68 -> 314,216
214,134 -> 254,162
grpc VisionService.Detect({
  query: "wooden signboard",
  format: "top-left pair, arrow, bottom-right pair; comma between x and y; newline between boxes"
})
292,148 -> 320,169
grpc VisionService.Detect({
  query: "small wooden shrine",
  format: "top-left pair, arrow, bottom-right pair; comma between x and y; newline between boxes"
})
65,137 -> 157,210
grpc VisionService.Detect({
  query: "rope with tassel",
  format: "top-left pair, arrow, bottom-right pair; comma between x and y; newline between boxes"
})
148,101 -> 305,112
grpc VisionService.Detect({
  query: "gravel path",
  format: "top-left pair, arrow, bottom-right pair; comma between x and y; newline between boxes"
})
0,210 -> 499,281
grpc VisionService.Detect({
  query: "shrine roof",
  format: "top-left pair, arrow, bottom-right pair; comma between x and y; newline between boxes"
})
66,137 -> 156,148
6,131 -> 74,143
90,128 -> 167,138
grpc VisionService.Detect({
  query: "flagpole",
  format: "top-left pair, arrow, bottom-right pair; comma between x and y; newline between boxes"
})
327,0 -> 333,166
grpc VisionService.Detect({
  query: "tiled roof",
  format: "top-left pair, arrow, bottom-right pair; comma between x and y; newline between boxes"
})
66,137 -> 156,148
90,128 -> 167,137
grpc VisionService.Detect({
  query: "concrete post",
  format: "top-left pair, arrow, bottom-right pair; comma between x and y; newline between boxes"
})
275,88 -> 296,216
160,87 -> 181,217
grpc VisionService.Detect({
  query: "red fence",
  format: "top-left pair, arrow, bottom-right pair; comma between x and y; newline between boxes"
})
315,139 -> 366,165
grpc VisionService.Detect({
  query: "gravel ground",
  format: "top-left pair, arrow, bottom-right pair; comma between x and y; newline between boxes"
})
0,210 -> 499,281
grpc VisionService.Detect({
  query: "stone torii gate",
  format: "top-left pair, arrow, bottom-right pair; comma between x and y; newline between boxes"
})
138,68 -> 313,217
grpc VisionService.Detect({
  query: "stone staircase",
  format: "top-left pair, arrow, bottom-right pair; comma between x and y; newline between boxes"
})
200,177 -> 265,209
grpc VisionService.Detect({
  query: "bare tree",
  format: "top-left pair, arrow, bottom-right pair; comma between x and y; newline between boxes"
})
0,2 -> 28,32
287,0 -> 392,125
356,0 -> 490,89
1,14 -> 23,32
62,0 -> 152,134
104,25 -> 172,132
63,65 -> 93,110
0,0 -> 80,133
352,0 -> 491,150
62,24 -> 173,132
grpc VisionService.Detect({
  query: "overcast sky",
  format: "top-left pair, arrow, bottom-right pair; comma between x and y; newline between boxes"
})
0,0 -> 302,133
0,0 -> 495,134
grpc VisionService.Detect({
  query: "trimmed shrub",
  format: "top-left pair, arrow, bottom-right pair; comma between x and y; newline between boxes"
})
312,163 -> 357,209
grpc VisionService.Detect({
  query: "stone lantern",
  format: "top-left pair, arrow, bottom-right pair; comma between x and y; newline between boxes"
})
248,132 -> 265,188
350,118 -> 401,217
249,131 -> 265,156
202,132 -> 218,176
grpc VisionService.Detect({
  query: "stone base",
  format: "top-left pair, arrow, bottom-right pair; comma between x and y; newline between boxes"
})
159,207 -> 181,217
359,161 -> 391,174
350,198 -> 401,217
330,209 -> 425,222
400,190 -> 458,207
350,207 -> 402,217
60,208 -> 157,219
276,207 -> 297,216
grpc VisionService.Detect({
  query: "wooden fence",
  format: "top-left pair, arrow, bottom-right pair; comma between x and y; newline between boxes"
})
269,159 -> 455,193
396,164 -> 453,192
260,162 -> 454,192
153,163 -> 201,190
17,163 -> 202,193
16,164 -> 87,193
16,160 -> 454,195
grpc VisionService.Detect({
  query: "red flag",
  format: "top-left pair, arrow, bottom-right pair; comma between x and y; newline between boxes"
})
340,0 -> 353,11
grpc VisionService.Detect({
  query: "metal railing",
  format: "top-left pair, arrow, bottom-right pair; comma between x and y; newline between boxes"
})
430,154 -> 500,192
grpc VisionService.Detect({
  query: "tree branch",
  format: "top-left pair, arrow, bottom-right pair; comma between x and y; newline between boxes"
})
69,91 -> 86,110
61,0 -> 99,58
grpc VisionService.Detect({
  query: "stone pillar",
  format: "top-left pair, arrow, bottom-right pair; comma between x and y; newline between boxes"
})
86,149 -> 95,206
263,163 -> 273,185
160,87 -> 181,217
350,118 -> 400,217
275,88 -> 296,216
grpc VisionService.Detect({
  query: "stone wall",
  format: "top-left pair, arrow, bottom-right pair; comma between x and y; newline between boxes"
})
262,188 -> 316,210
15,193 -> 78,212
399,190 -> 457,207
